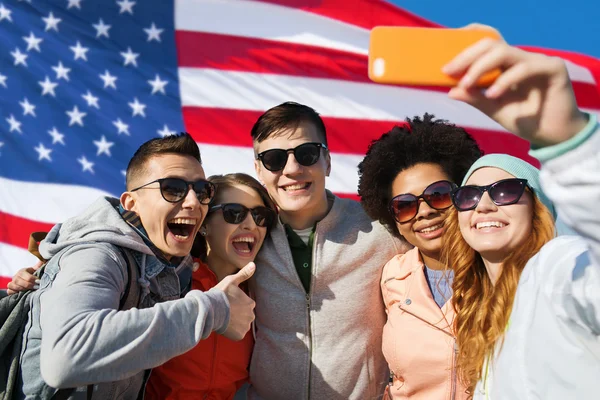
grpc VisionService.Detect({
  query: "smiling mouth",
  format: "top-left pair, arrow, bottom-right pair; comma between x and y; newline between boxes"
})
232,236 -> 255,254
282,183 -> 311,192
416,222 -> 444,234
475,221 -> 507,230
167,217 -> 197,241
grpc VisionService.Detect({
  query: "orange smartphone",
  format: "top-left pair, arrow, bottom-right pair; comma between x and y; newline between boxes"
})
368,26 -> 502,87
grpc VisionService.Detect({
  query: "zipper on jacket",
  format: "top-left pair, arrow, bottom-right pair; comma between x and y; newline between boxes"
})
306,292 -> 312,400
450,340 -> 458,400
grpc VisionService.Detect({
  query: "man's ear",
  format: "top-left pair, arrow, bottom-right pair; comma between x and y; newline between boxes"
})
325,151 -> 331,177
254,159 -> 265,185
120,191 -> 136,211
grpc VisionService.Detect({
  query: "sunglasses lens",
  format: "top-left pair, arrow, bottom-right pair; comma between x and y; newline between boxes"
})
160,178 -> 188,202
390,195 -> 419,223
193,180 -> 216,205
221,204 -> 248,224
423,181 -> 454,210
252,207 -> 275,227
490,179 -> 525,205
261,149 -> 288,171
453,186 -> 481,211
294,143 -> 321,167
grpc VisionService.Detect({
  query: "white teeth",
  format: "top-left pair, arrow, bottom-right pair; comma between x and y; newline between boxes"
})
283,183 -> 308,191
169,217 -> 197,225
174,234 -> 190,240
232,237 -> 255,243
476,221 -> 506,229
419,224 -> 442,233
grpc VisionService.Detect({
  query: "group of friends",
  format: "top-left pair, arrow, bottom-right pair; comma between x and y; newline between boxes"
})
4,32 -> 600,400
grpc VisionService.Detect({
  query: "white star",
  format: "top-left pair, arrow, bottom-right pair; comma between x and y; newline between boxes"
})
23,32 -> 43,52
128,97 -> 146,117
11,48 -> 28,67
6,114 -> 22,133
38,76 -> 58,96
82,90 -> 100,108
144,22 -> 163,42
117,0 -> 135,14
77,155 -> 94,173
0,142 -> 3,156
19,98 -> 36,117
0,3 -> 12,22
113,118 -> 130,135
0,73 -> 7,88
157,124 -> 176,137
70,41 -> 89,61
148,74 -> 168,95
99,70 -> 117,89
120,47 -> 139,67
67,0 -> 82,9
34,143 -> 52,161
52,61 -> 71,81
42,12 -> 61,32
66,105 -> 86,127
92,18 -> 111,38
93,135 -> 114,156
48,127 -> 65,145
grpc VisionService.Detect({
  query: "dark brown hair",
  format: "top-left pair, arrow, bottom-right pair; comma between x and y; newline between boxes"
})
126,133 -> 201,190
250,101 -> 327,146
191,173 -> 277,260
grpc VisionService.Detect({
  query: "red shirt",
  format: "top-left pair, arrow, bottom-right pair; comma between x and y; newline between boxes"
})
145,260 -> 254,400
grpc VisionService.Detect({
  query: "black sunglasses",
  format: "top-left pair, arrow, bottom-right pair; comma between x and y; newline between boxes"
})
256,142 -> 327,172
209,203 -> 276,228
131,178 -> 216,205
452,178 -> 529,211
388,180 -> 456,223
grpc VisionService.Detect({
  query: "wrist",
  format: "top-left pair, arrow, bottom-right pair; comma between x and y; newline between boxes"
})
537,110 -> 589,146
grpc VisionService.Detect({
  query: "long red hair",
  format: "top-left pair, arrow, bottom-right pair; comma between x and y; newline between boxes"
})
441,194 -> 555,395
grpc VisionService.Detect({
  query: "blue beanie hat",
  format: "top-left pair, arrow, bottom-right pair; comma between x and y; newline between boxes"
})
461,154 -> 556,220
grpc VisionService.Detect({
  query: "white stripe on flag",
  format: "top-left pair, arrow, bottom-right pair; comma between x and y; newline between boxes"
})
175,0 -> 368,55
0,177 -> 112,224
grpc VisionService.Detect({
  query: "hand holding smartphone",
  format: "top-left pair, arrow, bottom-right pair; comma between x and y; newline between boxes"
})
368,26 -> 502,87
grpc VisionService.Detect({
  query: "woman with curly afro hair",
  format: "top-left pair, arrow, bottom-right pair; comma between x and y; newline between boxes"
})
358,113 -> 482,400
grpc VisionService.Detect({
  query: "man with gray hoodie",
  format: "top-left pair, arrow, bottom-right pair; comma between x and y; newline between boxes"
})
248,102 -> 410,399
16,133 -> 256,399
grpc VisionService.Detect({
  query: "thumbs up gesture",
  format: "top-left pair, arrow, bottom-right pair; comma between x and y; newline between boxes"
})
215,262 -> 257,341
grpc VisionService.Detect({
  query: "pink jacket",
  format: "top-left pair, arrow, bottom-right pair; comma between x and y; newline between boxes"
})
381,248 -> 469,400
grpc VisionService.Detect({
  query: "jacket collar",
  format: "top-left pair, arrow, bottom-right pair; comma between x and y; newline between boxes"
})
393,248 -> 456,335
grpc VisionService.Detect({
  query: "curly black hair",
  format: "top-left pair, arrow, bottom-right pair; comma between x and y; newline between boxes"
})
358,113 -> 483,238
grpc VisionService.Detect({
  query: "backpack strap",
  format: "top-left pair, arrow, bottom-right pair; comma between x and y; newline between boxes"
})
117,248 -> 140,311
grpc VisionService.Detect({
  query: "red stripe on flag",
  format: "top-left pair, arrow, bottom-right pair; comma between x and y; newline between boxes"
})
0,211 -> 55,250
256,0 -> 439,31
183,106 -> 538,166
0,277 -> 10,290
176,31 -> 600,110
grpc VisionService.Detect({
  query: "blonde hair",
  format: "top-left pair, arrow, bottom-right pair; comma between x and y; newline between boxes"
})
441,194 -> 555,395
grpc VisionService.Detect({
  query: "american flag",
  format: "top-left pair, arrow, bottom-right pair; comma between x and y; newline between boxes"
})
1,0 -> 599,287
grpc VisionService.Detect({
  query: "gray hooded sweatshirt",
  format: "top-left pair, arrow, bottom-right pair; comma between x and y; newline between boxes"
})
18,197 -> 229,399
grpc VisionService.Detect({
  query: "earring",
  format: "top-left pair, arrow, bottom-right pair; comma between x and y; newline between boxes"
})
200,228 -> 207,236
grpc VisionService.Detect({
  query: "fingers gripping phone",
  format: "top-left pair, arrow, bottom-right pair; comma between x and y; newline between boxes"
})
368,27 -> 502,87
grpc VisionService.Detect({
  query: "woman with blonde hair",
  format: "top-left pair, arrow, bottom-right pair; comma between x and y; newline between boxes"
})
441,34 -> 600,398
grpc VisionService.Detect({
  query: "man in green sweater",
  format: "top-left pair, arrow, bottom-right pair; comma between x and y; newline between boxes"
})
247,102 -> 410,399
